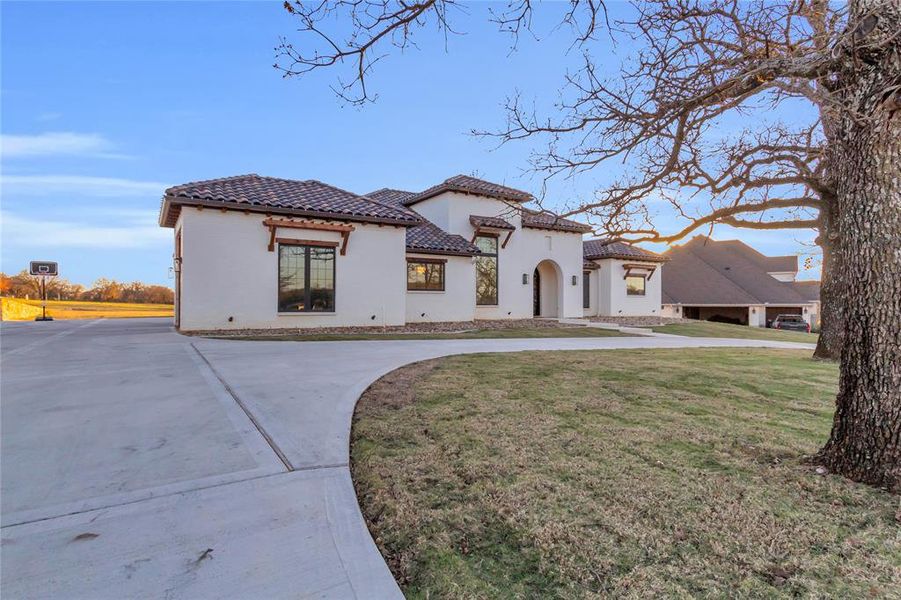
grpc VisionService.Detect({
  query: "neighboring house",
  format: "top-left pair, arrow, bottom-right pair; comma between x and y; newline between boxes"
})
159,173 -> 664,331
660,236 -> 821,327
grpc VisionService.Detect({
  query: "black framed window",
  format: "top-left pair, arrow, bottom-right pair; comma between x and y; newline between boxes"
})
583,271 -> 591,308
278,244 -> 336,312
626,275 -> 646,296
474,234 -> 498,305
407,260 -> 445,291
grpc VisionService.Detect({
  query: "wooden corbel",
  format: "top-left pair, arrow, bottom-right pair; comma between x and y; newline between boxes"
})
622,263 -> 658,280
262,218 -> 355,254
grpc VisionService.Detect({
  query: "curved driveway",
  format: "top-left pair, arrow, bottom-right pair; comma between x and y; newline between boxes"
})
1,318 -> 814,599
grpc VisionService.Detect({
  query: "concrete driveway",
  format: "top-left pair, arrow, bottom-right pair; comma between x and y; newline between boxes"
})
1,319 -> 815,599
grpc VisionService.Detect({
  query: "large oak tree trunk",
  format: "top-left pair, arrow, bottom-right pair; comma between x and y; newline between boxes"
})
818,0 -> 901,491
813,203 -> 843,360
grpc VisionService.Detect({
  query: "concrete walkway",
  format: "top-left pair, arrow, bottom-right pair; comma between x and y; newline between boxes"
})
1,319 -> 815,599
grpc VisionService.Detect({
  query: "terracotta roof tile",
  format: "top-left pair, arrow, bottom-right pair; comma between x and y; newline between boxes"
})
470,215 -> 515,230
522,209 -> 592,233
161,175 -> 421,227
583,239 -> 666,262
367,188 -> 480,256
403,174 -> 533,205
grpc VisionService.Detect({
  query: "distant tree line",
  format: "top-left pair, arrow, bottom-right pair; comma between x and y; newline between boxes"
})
0,271 -> 174,304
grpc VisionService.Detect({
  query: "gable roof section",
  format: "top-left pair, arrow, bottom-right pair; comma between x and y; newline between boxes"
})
583,239 -> 666,262
662,237 -> 811,305
366,188 -> 480,256
714,239 -> 797,273
403,174 -> 533,206
662,247 -> 760,305
789,280 -> 821,302
160,175 -> 421,228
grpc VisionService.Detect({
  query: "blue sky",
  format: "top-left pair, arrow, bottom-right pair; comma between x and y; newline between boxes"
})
1,1 -> 820,287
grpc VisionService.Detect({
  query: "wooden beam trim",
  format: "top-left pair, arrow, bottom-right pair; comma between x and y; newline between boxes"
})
275,238 -> 339,248
622,263 -> 657,280
263,218 -> 355,233
501,229 -> 514,249
470,227 -> 500,243
406,257 -> 447,264
264,218 -> 355,252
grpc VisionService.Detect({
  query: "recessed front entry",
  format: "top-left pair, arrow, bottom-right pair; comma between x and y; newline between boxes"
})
533,260 -> 561,318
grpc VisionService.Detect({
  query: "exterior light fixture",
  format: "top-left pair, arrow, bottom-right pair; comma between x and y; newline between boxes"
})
522,273 -> 529,284
571,275 -> 578,286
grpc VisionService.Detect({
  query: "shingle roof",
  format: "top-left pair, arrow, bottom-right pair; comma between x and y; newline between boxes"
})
522,209 -> 592,234
470,215 -> 515,230
789,280 -> 821,302
367,188 -> 480,256
160,175 -> 421,228
583,239 -> 667,262
403,174 -> 533,206
662,237 -> 812,305
715,240 -> 798,272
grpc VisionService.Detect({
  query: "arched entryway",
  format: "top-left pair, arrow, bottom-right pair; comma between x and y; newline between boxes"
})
532,260 -> 562,317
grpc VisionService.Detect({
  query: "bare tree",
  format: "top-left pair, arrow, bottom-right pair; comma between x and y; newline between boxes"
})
278,0 -> 900,490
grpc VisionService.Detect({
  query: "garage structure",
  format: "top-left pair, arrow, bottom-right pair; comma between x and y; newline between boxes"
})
660,236 -> 820,328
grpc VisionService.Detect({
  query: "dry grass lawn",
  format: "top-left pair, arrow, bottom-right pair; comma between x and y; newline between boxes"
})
2,298 -> 173,320
650,320 -> 819,343
351,349 -> 899,599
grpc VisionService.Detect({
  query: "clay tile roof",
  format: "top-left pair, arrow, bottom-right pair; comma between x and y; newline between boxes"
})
367,188 -> 480,256
406,221 -> 481,256
160,175 -> 421,228
522,209 -> 593,233
470,215 -> 515,230
403,174 -> 533,206
583,239 -> 666,262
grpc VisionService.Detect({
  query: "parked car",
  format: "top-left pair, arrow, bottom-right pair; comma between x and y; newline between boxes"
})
770,314 -> 811,333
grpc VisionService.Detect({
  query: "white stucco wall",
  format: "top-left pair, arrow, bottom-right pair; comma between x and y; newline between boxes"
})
409,191 -> 585,319
178,208 -> 407,331
591,258 -> 664,317
748,304 -> 767,327
661,304 -> 681,318
404,254 -> 475,323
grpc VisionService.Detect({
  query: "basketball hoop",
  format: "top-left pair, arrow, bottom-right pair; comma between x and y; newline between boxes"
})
29,261 -> 58,321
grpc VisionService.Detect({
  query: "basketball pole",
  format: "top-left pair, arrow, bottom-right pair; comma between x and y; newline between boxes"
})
41,276 -> 47,320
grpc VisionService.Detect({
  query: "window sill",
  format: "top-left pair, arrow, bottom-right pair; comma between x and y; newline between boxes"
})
277,312 -> 337,316
407,290 -> 446,294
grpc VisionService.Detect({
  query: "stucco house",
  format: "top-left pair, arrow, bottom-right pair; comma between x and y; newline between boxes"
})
159,173 -> 665,331
660,236 -> 821,327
